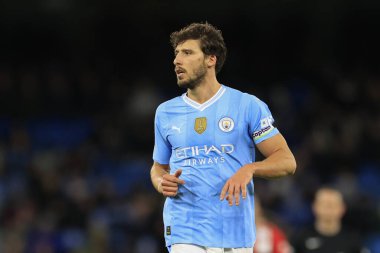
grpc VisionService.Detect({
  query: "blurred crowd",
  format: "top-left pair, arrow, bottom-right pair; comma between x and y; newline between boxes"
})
0,62 -> 379,253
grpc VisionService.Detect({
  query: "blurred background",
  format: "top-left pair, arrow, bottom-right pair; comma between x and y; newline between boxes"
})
0,0 -> 380,252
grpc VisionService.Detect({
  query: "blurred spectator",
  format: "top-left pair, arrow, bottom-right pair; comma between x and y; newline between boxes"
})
291,187 -> 367,253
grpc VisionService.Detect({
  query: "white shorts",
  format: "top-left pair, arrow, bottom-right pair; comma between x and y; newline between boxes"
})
170,243 -> 253,253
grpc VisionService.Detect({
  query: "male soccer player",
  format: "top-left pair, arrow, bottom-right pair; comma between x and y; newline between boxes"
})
150,22 -> 296,253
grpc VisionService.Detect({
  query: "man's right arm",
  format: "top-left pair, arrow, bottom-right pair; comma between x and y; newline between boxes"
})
150,162 -> 185,196
150,161 -> 170,194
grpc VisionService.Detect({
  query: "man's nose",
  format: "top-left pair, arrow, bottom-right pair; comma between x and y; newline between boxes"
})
173,54 -> 182,65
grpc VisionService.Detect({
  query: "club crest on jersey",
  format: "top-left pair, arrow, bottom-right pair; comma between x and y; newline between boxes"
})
194,117 -> 207,134
219,117 -> 234,132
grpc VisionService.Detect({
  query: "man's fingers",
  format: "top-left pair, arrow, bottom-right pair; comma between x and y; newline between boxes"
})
173,169 -> 185,184
220,183 -> 229,200
160,169 -> 185,197
221,180 -> 249,206
225,195 -> 231,204
177,178 -> 185,185
162,190 -> 178,197
174,169 -> 182,178
221,183 -> 248,206
161,185 -> 179,197
228,185 -> 235,206
241,184 -> 247,199
234,187 -> 240,206
162,180 -> 179,187
227,195 -> 233,206
162,186 -> 178,192
163,174 -> 185,185
170,177 -> 185,185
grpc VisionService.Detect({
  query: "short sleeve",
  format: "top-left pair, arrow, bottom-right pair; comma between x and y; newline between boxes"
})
152,106 -> 171,164
248,95 -> 279,144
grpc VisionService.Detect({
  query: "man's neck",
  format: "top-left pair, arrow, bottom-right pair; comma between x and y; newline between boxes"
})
187,77 -> 221,104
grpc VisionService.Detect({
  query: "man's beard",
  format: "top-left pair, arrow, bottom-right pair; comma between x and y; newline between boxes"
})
177,63 -> 207,90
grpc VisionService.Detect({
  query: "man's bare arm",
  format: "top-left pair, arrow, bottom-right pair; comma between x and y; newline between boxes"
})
252,133 -> 296,178
150,162 -> 170,193
220,133 -> 296,205
150,162 -> 185,196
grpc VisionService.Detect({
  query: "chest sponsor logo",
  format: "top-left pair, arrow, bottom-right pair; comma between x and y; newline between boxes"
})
194,117 -> 207,134
175,144 -> 234,159
175,144 -> 235,167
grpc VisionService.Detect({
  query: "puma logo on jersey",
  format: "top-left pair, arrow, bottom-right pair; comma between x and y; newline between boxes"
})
171,125 -> 181,133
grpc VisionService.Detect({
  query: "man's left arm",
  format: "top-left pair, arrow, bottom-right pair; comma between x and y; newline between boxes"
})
220,133 -> 296,205
251,133 -> 296,178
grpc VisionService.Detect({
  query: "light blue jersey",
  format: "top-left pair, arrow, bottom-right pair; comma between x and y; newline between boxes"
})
153,85 -> 279,248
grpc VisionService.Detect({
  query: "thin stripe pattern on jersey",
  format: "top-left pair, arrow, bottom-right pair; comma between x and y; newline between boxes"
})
153,85 -> 279,248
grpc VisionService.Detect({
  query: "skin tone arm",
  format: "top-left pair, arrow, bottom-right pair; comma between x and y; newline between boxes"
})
220,133 -> 296,206
150,162 -> 185,197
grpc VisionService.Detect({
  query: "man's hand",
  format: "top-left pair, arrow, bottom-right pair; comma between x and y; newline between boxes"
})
160,169 -> 185,197
220,164 -> 254,206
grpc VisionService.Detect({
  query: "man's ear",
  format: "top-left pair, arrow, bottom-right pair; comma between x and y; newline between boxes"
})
207,55 -> 217,68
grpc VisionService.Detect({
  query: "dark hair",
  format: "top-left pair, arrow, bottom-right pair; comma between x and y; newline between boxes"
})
170,22 -> 227,74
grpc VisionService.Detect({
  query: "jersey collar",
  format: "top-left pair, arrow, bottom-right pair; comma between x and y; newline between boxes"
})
181,85 -> 226,111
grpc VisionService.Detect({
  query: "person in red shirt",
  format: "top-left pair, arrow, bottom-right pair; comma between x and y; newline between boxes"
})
254,197 -> 291,253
